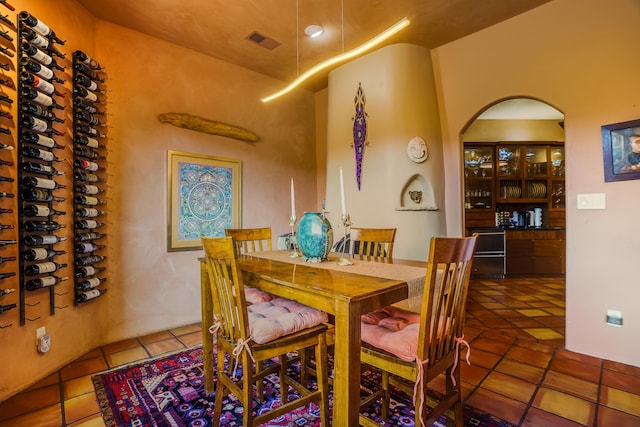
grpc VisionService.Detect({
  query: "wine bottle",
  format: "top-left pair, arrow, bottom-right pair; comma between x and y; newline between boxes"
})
74,110 -> 104,127
18,12 -> 65,44
22,162 -> 64,176
21,121 -> 65,139
73,98 -> 102,115
74,159 -> 100,172
76,207 -> 103,218
73,74 -> 102,93
21,146 -> 63,162
0,287 -> 14,296
0,158 -> 12,166
0,192 -> 13,198
0,92 -> 11,104
0,208 -> 12,214
75,185 -> 103,195
0,272 -> 16,279
75,277 -> 105,291
75,232 -> 105,242
0,303 -> 16,314
0,45 -> 11,59
21,42 -> 65,71
23,221 -> 66,232
25,261 -> 67,276
24,247 -> 66,261
75,219 -> 104,229
75,195 -> 103,206
21,102 -> 64,123
22,176 -> 66,190
75,265 -> 106,278
25,275 -> 68,291
72,86 -> 99,103
24,204 -> 66,217
20,87 -> 64,109
0,176 -> 13,182
24,235 -> 67,246
19,57 -> 64,84
75,147 -> 104,160
73,62 -> 104,82
73,50 -> 101,70
0,256 -> 15,263
21,28 -> 65,58
22,188 -> 65,203
0,239 -> 16,246
76,288 -> 107,303
75,255 -> 105,267
75,242 -> 105,254
74,124 -> 104,140
74,171 -> 101,183
0,143 -> 13,151
20,72 -> 65,97
0,14 -> 11,27
0,224 -> 13,230
74,135 -> 100,149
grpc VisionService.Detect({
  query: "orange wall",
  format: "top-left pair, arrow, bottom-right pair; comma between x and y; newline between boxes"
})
0,0 -> 318,401
433,0 -> 640,366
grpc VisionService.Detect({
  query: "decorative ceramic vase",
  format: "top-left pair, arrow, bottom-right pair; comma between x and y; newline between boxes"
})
296,212 -> 333,262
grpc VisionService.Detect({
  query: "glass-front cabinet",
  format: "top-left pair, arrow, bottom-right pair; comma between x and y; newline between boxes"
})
464,146 -> 494,210
464,142 -> 565,228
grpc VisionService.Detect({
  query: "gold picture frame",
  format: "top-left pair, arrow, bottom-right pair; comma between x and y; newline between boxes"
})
167,150 -> 242,251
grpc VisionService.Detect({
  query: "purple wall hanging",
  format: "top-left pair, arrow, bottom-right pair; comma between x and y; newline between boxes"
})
352,83 -> 368,190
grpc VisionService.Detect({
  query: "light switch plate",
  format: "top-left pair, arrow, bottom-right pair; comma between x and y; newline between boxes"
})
577,193 -> 606,210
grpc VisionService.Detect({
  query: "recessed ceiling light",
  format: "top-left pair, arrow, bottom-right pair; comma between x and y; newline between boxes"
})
304,25 -> 324,38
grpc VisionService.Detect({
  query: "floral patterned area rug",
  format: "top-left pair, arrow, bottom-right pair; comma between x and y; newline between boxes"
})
92,346 -> 514,427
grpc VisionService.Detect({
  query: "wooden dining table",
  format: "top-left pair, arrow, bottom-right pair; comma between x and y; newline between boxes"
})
200,251 -> 427,426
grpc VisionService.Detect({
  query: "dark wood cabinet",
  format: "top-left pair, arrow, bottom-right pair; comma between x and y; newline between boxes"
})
505,229 -> 565,276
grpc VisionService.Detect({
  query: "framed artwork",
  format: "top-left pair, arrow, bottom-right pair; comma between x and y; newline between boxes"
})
167,150 -> 242,251
602,118 -> 640,182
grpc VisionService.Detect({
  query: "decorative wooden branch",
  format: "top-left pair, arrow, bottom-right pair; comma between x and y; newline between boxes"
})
158,112 -> 259,143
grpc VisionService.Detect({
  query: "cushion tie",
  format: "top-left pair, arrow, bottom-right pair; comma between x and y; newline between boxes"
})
412,355 -> 429,427
231,336 -> 255,380
451,334 -> 471,387
208,314 -> 223,344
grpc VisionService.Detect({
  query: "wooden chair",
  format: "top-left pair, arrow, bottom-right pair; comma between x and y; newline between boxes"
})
225,227 -> 272,255
201,236 -> 330,427
359,234 -> 478,427
349,227 -> 396,262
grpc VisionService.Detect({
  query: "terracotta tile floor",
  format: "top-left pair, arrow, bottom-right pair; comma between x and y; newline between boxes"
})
1,278 -> 640,426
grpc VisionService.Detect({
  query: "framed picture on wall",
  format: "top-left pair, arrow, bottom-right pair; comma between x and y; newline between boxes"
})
602,118 -> 640,182
167,150 -> 242,251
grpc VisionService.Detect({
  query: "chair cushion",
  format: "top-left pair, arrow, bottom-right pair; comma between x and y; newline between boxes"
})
360,306 -> 423,362
247,297 -> 328,344
244,285 -> 275,304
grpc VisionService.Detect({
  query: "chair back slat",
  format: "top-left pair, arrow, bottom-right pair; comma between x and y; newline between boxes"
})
417,235 -> 477,364
225,227 -> 272,256
349,228 -> 396,262
202,236 -> 250,343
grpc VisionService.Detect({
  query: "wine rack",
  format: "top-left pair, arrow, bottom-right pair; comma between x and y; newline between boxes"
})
72,50 -> 107,305
0,8 -> 15,327
17,11 -> 69,325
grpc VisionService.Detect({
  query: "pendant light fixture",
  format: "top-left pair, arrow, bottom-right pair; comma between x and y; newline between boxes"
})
261,3 -> 410,103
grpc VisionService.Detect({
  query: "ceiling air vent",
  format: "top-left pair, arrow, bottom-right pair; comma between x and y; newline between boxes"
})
247,31 -> 281,50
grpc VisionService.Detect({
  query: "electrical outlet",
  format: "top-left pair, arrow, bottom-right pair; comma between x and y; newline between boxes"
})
36,326 -> 46,344
606,309 -> 622,327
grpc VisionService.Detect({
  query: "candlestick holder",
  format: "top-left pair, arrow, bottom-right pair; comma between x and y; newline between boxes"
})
288,215 -> 299,258
337,213 -> 353,266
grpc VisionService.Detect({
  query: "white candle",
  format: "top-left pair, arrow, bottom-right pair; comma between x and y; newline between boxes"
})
290,178 -> 295,218
339,168 -> 347,215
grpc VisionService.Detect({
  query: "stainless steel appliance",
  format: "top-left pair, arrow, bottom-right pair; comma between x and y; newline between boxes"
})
470,230 -> 505,278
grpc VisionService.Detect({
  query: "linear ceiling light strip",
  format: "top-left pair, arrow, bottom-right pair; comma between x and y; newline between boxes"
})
261,17 -> 410,103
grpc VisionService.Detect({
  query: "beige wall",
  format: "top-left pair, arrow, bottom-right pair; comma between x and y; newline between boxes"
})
433,0 -> 640,366
0,0 -> 318,400
464,119 -> 566,142
324,44 -> 446,261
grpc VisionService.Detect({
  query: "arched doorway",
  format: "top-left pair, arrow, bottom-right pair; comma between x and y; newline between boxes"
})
461,96 -> 565,278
